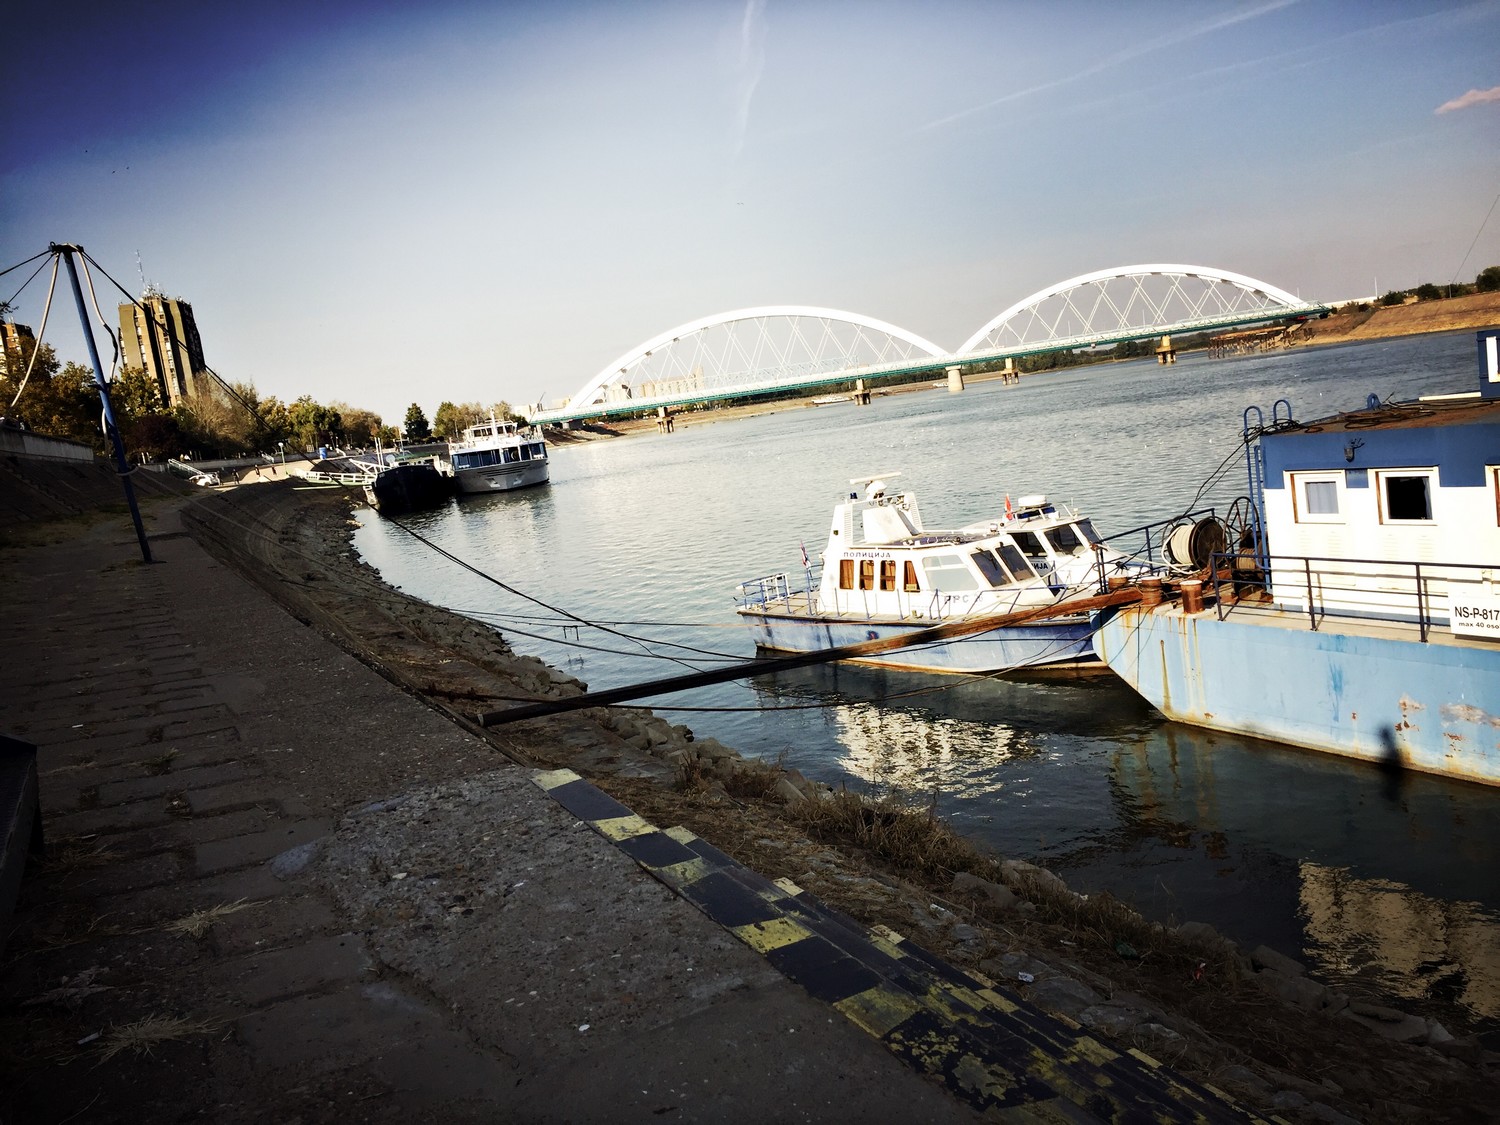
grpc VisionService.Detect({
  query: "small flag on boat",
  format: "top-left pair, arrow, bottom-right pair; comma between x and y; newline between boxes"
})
800,540 -> 810,569
1004,494 -> 1014,520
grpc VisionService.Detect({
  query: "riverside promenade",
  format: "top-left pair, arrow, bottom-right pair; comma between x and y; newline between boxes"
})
0,497 -> 995,1123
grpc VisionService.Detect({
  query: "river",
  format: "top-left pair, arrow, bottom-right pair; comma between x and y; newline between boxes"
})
354,332 -> 1500,1043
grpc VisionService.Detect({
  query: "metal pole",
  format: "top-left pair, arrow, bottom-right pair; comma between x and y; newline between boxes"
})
51,243 -> 152,563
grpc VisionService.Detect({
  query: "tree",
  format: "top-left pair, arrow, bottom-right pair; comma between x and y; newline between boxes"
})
335,404 -> 382,447
1413,283 -> 1441,301
433,400 -> 488,439
403,403 -> 431,442
289,395 -> 335,452
1379,290 -> 1406,307
1477,266 -> 1500,293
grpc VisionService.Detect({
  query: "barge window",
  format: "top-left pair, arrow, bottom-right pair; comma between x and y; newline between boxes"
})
839,559 -> 855,589
1291,472 -> 1343,522
903,561 -> 920,592
922,554 -> 979,592
996,543 -> 1034,579
859,559 -> 876,590
971,549 -> 1009,586
880,560 -> 897,591
1379,471 -> 1434,522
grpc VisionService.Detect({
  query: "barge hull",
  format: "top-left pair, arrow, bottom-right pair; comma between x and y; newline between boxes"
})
1095,605 -> 1500,786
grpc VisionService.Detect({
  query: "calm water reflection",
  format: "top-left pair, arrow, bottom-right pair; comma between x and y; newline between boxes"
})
355,333 -> 1499,1041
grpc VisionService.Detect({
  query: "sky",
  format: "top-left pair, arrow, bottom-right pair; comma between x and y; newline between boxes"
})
4,0 -> 1498,425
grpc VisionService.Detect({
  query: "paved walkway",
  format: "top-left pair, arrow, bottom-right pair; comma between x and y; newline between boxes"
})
0,501 -> 991,1123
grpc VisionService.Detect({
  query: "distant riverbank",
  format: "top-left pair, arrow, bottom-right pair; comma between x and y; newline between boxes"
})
551,291 -> 1500,439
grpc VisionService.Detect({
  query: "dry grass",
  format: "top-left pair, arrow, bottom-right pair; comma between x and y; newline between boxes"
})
42,839 -> 113,874
162,899 -> 260,939
96,1015 -> 218,1061
142,750 -> 178,776
788,789 -> 1000,885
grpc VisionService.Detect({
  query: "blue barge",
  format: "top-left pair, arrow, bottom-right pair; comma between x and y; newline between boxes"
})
1096,329 -> 1500,786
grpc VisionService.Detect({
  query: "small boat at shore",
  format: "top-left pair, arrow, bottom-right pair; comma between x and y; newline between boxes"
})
364,461 -> 454,514
1094,328 -> 1500,787
437,416 -> 549,494
734,474 -> 1128,674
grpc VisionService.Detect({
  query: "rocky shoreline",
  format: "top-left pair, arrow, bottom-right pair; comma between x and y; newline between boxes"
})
180,482 -> 1497,1124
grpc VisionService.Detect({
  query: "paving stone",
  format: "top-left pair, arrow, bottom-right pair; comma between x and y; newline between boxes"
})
214,932 -> 374,1004
195,819 -> 333,875
212,894 -> 340,956
99,761 -> 254,805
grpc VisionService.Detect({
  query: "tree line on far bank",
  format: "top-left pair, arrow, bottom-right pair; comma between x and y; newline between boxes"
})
0,333 -> 520,463
1371,265 -> 1500,308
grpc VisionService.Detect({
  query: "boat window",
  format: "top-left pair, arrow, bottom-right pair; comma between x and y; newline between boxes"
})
996,543 -> 1034,579
1073,519 -> 1101,544
880,560 -> 897,591
1011,530 -> 1046,558
971,549 -> 1010,586
839,558 -> 855,589
531,443 -> 546,458
504,448 -> 519,463
1045,525 -> 1082,553
922,554 -> 979,592
1380,472 -> 1433,522
903,561 -> 920,592
859,559 -> 876,590
519,445 -> 532,460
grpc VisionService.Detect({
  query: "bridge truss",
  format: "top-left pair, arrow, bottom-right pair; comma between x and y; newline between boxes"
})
959,264 -> 1316,356
535,266 -> 1326,424
549,307 -> 946,422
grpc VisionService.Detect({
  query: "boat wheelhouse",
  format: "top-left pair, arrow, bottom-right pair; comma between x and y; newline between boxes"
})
734,474 -> 1127,674
439,416 -> 549,494
1095,329 -> 1500,786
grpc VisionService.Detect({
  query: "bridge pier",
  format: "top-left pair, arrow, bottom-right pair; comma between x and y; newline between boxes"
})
655,407 -> 674,433
1001,358 -> 1018,385
853,378 -> 871,405
1155,335 -> 1177,364
946,365 -> 965,393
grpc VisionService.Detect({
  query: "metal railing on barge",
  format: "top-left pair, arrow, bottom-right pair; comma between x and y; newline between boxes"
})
1206,552 -> 1497,642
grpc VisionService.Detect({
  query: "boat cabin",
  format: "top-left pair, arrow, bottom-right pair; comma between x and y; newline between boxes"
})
1255,329 -> 1500,629
815,475 -> 1115,621
447,418 -> 547,473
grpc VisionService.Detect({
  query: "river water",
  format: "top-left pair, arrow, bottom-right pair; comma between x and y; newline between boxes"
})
354,332 -> 1500,1042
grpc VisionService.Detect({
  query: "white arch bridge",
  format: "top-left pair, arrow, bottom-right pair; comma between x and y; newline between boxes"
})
529,264 -> 1327,425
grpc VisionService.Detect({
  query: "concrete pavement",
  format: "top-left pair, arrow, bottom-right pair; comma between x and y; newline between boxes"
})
0,499 -> 991,1123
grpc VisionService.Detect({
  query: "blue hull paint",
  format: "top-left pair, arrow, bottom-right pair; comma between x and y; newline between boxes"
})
1095,606 -> 1500,787
741,613 -> 1096,674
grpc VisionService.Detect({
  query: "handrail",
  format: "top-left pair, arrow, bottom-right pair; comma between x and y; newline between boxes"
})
1208,551 -> 1495,642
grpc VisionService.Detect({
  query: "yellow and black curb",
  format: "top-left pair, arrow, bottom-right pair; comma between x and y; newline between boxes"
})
535,767 -> 1270,1124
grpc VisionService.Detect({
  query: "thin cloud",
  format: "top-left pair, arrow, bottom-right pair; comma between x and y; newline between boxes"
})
921,0 -> 1300,131
732,0 -> 767,158
1436,85 -> 1500,113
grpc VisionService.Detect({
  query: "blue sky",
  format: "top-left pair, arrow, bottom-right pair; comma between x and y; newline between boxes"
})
4,0 -> 1498,425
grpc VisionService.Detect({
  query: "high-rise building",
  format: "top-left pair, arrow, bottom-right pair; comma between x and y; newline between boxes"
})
1,320 -> 36,381
119,293 -> 209,408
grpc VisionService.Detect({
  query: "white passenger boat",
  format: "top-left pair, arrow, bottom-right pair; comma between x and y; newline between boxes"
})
734,475 -> 1128,674
1095,328 -> 1500,787
438,416 -> 549,494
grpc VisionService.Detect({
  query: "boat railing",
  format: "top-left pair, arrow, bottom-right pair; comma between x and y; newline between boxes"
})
1206,552 -> 1498,641
735,572 -> 800,608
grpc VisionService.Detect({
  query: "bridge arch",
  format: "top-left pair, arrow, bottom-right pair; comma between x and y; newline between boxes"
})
958,264 -> 1310,355
564,306 -> 946,412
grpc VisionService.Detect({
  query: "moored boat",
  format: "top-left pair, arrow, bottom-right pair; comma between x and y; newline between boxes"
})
1094,328 -> 1500,787
438,415 -> 549,494
364,461 -> 454,514
734,474 -> 1129,674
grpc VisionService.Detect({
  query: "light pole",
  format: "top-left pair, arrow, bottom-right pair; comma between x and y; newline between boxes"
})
278,441 -> 285,465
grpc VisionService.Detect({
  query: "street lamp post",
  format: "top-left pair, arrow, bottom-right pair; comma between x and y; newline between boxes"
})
278,441 -> 285,465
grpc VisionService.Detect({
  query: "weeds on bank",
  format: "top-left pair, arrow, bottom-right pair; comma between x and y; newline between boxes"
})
163,899 -> 259,939
786,789 -> 1000,885
676,756 -> 785,801
96,1015 -> 218,1061
142,750 -> 178,776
